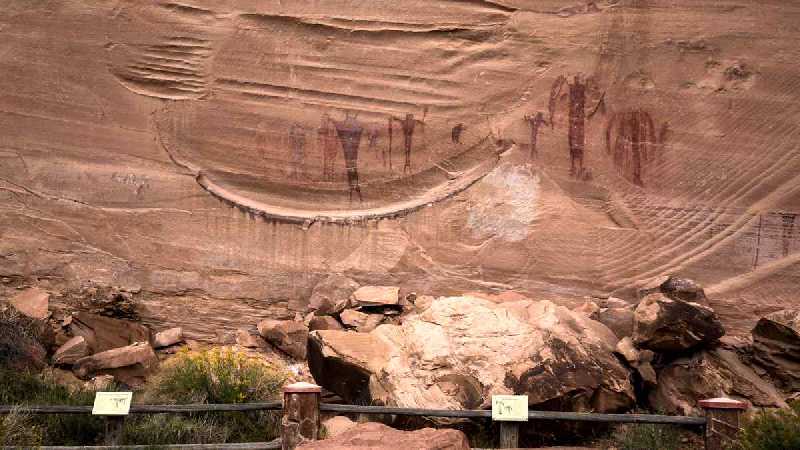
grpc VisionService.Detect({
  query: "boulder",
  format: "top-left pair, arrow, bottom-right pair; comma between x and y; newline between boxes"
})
236,329 -> 268,348
615,337 -> 657,387
258,319 -> 308,360
9,288 -> 50,320
153,327 -> 183,348
309,316 -> 344,332
350,286 -> 400,307
339,310 -> 383,332
637,276 -> 707,304
309,274 -> 359,315
650,347 -> 787,415
52,336 -> 90,365
752,310 -> 800,390
69,312 -> 150,353
73,342 -> 158,379
298,422 -> 469,450
590,299 -> 635,340
309,296 -> 634,413
322,415 -> 357,438
633,293 -> 724,352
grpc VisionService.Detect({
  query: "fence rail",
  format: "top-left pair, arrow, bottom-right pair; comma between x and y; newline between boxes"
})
0,383 -> 746,450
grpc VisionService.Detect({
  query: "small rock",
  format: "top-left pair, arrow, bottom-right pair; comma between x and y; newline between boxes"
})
86,374 -> 115,391
309,316 -> 344,331
298,422 -> 470,450
660,277 -> 707,303
153,327 -> 183,348
615,337 -> 657,386
573,301 -> 600,317
339,309 -> 369,328
236,329 -> 267,348
322,415 -> 357,438
591,305 -> 635,339
53,336 -> 90,365
9,288 -> 49,320
350,286 -> 400,307
257,319 -> 308,360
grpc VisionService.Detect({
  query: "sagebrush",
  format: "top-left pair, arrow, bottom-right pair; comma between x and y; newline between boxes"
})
735,402 -> 800,450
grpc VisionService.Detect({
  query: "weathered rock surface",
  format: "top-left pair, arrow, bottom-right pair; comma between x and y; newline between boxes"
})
615,337 -> 657,387
298,422 -> 469,450
69,313 -> 150,353
73,342 -> 157,379
52,336 -> 90,365
152,327 -> 183,348
9,288 -> 49,320
258,319 -> 308,360
650,347 -> 787,415
659,277 -> 708,304
308,316 -> 344,332
236,329 -> 268,349
752,310 -> 800,390
339,309 -> 383,332
590,298 -> 635,340
321,416 -> 357,439
350,286 -> 400,307
309,296 -> 634,413
309,275 -> 359,315
633,294 -> 725,352
0,1 -> 799,339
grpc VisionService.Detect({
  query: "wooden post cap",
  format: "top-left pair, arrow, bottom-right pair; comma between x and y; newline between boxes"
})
698,398 -> 748,410
284,382 -> 322,394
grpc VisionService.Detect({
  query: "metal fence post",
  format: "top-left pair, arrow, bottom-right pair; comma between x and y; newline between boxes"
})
282,382 -> 321,450
498,421 -> 520,448
699,397 -> 747,450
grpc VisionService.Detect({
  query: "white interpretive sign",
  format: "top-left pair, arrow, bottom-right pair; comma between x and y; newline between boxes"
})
92,392 -> 133,415
491,395 -> 528,421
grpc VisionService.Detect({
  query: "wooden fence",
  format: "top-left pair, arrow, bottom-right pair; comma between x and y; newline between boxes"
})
0,382 -> 747,450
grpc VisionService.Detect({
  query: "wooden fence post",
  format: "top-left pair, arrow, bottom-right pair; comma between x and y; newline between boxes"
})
699,397 -> 747,450
103,416 -> 125,446
282,382 -> 321,450
498,422 -> 520,448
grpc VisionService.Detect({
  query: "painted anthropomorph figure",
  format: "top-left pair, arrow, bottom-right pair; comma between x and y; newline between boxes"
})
523,112 -> 546,159
451,123 -> 465,145
331,112 -> 364,202
288,123 -> 306,180
390,111 -> 426,174
317,113 -> 339,182
550,73 -> 605,179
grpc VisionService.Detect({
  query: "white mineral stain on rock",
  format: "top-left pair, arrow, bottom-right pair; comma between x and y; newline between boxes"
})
466,164 -> 539,242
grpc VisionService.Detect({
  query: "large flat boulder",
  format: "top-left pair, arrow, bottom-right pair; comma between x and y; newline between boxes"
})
298,422 -> 469,450
73,342 -> 158,380
9,288 -> 49,320
650,347 -> 786,415
350,286 -> 400,307
69,312 -> 150,353
309,296 -> 634,413
633,293 -> 724,352
752,310 -> 800,390
258,319 -> 309,360
152,327 -> 183,348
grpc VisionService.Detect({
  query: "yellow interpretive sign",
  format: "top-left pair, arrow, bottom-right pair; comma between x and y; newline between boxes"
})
92,392 -> 133,415
491,395 -> 528,422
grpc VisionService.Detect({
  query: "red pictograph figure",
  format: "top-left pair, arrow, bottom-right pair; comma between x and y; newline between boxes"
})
782,213 -> 797,257
605,109 -> 668,187
288,122 -> 306,180
523,112 -> 546,160
318,113 -> 339,182
549,74 -> 605,179
389,109 -> 427,174
451,123 -> 465,145
331,112 -> 364,202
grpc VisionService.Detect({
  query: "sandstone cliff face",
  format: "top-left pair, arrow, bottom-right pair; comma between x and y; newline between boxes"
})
1,1 -> 798,338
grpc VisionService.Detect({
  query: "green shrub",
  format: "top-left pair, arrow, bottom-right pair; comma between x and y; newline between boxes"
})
0,369 -> 105,445
736,402 -> 800,450
122,414 -> 231,446
0,409 -> 43,447
140,347 -> 288,443
614,423 -> 683,450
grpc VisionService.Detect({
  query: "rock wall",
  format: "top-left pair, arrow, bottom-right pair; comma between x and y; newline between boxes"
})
1,1 -> 798,338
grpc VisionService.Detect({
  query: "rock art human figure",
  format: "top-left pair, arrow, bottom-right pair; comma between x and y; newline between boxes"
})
288,123 -> 306,180
549,74 -> 605,179
332,112 -> 364,202
523,112 -> 547,159
390,109 -> 427,174
317,113 -> 339,182
451,123 -> 465,145
782,213 -> 797,257
605,109 -> 668,187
